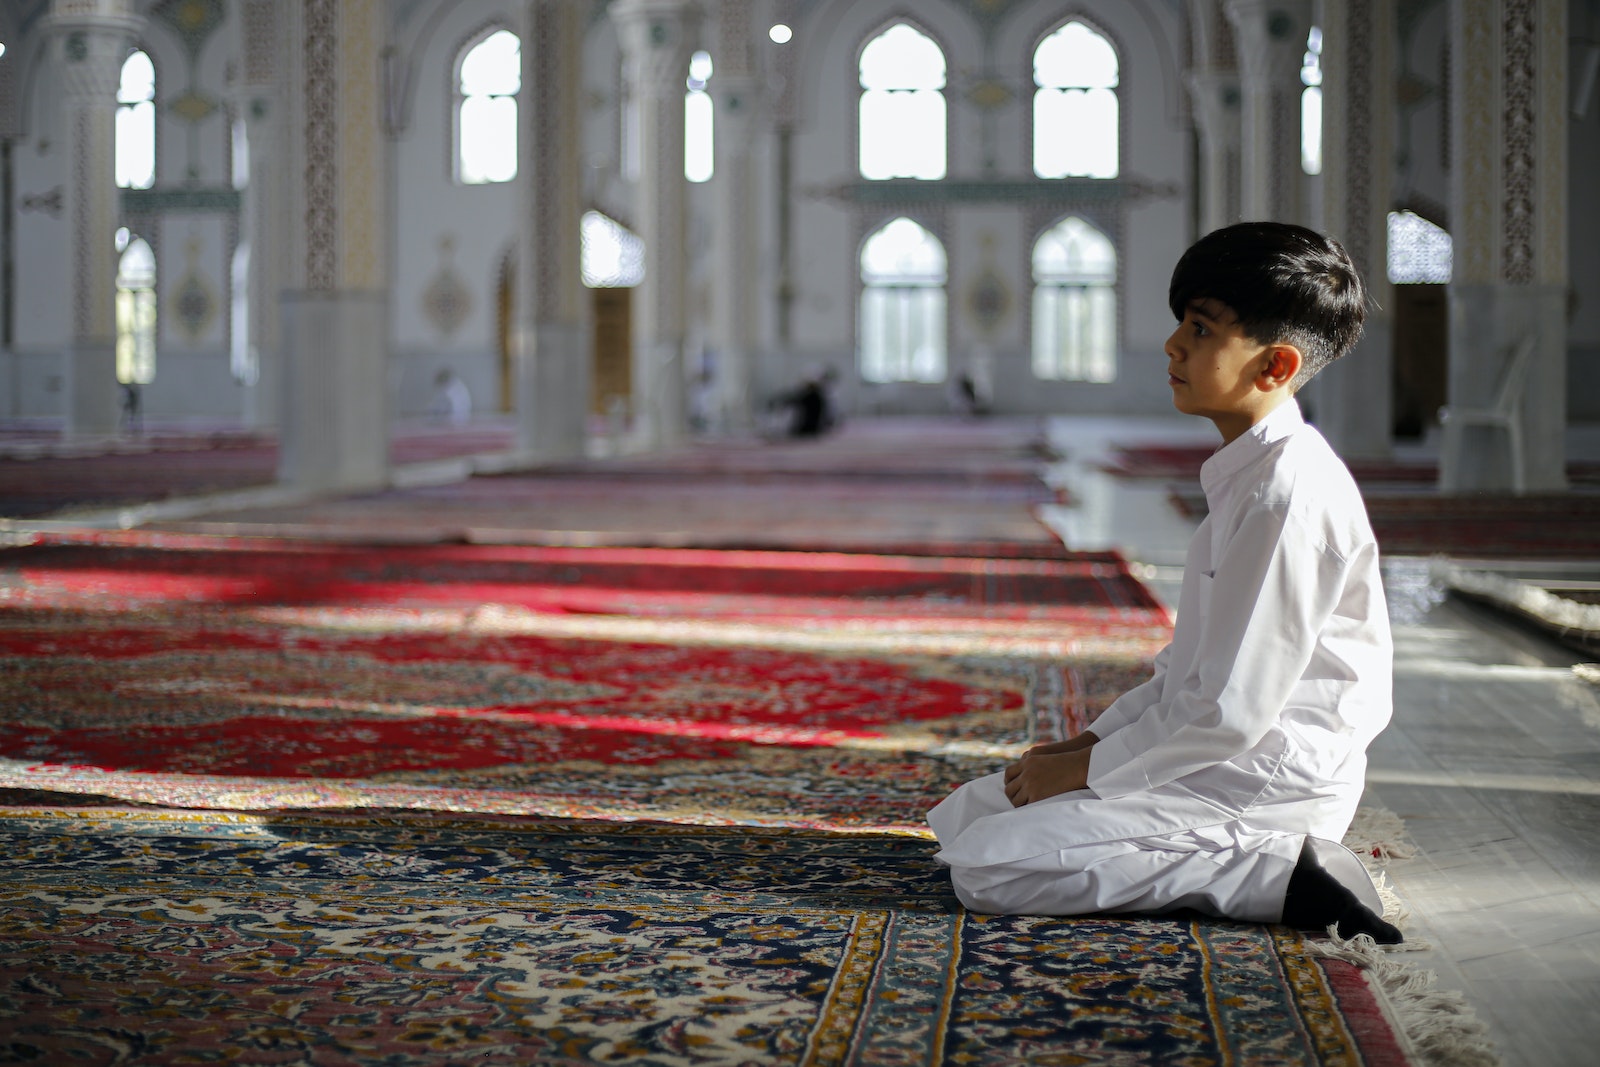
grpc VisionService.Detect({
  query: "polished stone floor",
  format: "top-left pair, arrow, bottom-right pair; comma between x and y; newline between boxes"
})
1044,415 -> 1600,1067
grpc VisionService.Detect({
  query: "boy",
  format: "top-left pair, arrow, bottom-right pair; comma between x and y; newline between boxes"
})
928,222 -> 1401,943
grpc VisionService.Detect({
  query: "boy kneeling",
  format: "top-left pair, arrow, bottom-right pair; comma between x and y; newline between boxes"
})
929,222 -> 1400,943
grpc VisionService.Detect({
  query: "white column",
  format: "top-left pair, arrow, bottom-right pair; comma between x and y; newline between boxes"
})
277,0 -> 390,492
48,0 -> 141,435
1314,0 -> 1395,460
515,0 -> 590,459
234,0 -> 285,431
1225,0 -> 1313,224
612,0 -> 700,449
1441,0 -> 1568,492
709,0 -> 759,432
1186,71 -> 1242,234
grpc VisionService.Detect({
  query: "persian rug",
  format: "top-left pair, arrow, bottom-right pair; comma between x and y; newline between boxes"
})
0,806 -> 1416,1066
0,535 -> 1166,828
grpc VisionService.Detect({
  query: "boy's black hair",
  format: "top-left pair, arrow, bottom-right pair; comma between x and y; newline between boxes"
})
1168,222 -> 1368,390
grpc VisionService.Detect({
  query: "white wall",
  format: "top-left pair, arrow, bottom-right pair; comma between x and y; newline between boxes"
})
767,0 -> 1191,417
390,0 -> 524,418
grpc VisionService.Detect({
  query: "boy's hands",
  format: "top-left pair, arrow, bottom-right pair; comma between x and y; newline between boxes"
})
1004,732 -> 1099,807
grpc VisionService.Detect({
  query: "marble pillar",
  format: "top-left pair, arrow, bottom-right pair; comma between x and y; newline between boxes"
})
709,0 -> 759,432
1314,0 -> 1396,460
612,0 -> 700,449
277,0 -> 389,492
515,0 -> 590,460
1441,0 -> 1568,492
48,0 -> 141,435
1225,0 -> 1313,224
234,0 -> 286,431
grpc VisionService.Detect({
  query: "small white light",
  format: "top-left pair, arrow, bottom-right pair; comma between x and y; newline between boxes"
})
768,24 -> 792,45
0,43 -> 8,60
115,226 -> 130,251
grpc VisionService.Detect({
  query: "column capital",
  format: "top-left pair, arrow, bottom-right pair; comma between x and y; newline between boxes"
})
1185,71 -> 1242,144
611,0 -> 703,95
47,0 -> 143,101
1224,0 -> 1312,81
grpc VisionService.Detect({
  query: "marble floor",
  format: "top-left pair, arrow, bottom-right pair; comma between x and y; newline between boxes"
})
1043,415 -> 1600,1067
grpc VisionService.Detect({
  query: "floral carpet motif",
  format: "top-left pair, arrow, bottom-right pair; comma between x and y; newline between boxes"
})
0,537 -> 1165,830
0,808 -> 1408,1066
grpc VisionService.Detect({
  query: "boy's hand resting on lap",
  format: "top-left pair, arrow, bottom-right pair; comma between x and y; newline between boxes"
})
1004,732 -> 1099,806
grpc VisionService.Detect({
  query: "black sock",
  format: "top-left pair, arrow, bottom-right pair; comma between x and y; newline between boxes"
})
1281,842 -> 1403,944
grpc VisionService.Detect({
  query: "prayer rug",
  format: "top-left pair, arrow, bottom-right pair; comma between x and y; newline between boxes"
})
0,806 -> 1414,1066
0,535 -> 1167,829
1169,488 -> 1600,559
1103,442 -> 1600,486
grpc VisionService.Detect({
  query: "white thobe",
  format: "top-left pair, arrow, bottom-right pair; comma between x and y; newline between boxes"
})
929,401 -> 1393,921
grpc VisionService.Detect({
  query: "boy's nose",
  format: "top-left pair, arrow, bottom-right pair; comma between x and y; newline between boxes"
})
1163,327 -> 1184,360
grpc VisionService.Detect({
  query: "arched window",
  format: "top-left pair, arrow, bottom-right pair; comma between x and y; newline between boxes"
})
457,29 -> 519,184
115,234 -> 157,384
1301,27 -> 1323,175
858,24 -> 946,181
685,49 -> 714,182
859,217 -> 946,382
1387,211 -> 1452,283
1032,217 -> 1116,382
116,50 -> 155,190
1033,22 -> 1118,179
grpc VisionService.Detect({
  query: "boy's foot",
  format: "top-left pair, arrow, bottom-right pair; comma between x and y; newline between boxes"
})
1281,838 -> 1403,944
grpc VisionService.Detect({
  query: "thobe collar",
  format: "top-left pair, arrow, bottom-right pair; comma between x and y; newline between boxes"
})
1198,399 -> 1304,498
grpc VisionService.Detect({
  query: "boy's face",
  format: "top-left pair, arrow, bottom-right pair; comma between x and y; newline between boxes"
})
1164,298 -> 1293,442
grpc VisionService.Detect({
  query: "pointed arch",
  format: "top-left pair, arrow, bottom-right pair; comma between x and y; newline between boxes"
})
857,21 -> 947,181
1032,20 -> 1119,179
454,26 -> 520,184
1032,216 -> 1117,382
116,48 -> 156,190
116,236 -> 157,384
859,216 -> 947,383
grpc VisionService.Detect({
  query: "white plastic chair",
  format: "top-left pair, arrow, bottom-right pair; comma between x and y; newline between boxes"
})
1439,335 -> 1537,493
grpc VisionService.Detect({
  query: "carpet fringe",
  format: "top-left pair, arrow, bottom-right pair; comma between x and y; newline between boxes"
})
1346,805 -> 1418,861
1307,932 -> 1499,1067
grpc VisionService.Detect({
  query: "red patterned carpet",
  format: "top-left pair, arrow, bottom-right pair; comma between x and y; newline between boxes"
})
0,419 -> 1464,1064
0,534 -> 1166,830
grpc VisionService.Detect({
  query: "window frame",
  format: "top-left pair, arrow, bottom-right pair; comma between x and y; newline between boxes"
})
1027,211 -> 1122,384
856,214 -> 951,385
451,23 -> 521,186
115,46 -> 158,192
1026,15 -> 1125,182
854,18 -> 950,183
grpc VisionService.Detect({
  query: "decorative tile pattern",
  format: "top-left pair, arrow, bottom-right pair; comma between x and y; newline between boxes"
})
302,0 -> 338,291
1500,0 -> 1536,285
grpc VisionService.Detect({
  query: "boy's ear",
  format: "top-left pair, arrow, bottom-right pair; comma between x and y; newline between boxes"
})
1259,345 -> 1302,391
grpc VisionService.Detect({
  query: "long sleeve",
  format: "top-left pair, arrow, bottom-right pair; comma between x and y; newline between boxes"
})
1086,500 -> 1348,798
1084,642 -> 1172,739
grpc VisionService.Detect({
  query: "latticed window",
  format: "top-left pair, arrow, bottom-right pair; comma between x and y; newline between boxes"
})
1033,22 -> 1118,179
1032,217 -> 1116,382
116,235 -> 157,384
859,217 -> 946,383
858,24 -> 946,181
1387,211 -> 1452,283
581,211 -> 644,288
457,30 -> 519,184
116,50 -> 155,190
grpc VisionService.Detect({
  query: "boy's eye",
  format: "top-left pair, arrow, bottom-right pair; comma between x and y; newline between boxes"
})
1190,320 -> 1208,337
